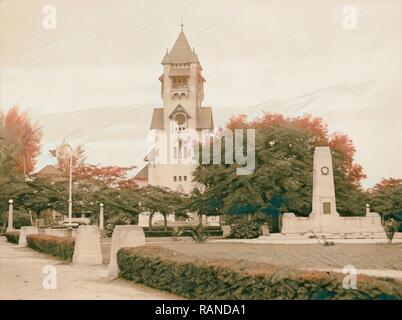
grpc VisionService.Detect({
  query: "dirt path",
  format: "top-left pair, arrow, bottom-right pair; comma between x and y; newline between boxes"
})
0,237 -> 181,300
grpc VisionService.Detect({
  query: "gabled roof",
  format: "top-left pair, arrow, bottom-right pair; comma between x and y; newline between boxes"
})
197,107 -> 214,130
168,105 -> 191,119
150,108 -> 164,129
149,106 -> 214,130
37,165 -> 63,176
35,165 -> 67,182
162,32 -> 199,64
134,165 -> 148,181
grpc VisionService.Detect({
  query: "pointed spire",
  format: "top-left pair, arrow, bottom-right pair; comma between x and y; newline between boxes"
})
161,28 -> 199,64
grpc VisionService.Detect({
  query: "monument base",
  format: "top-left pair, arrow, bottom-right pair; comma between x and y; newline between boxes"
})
18,226 -> 38,246
72,225 -> 103,266
282,212 -> 386,237
108,225 -> 145,278
211,232 -> 402,244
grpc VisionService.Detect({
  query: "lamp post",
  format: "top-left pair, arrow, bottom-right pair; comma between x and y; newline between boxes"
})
68,151 -> 73,225
59,143 -> 74,226
99,203 -> 104,230
6,199 -> 14,232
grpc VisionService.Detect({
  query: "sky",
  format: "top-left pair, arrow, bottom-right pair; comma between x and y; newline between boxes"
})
0,0 -> 401,188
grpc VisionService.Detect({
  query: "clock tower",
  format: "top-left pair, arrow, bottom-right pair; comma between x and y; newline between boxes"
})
143,28 -> 214,194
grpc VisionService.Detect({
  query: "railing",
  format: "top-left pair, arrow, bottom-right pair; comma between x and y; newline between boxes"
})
172,84 -> 188,89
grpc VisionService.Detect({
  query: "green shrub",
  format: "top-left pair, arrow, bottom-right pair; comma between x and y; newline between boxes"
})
118,246 -> 402,300
384,219 -> 400,244
142,226 -> 221,232
179,225 -> 209,243
145,229 -> 223,238
229,222 -> 261,239
145,230 -> 173,237
0,211 -> 31,229
5,231 -> 20,244
26,234 -> 75,261
0,226 -> 6,236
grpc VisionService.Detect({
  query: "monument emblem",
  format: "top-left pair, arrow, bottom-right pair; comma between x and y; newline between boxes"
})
282,147 -> 385,237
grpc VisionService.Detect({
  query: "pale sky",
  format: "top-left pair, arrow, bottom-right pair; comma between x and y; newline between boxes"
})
0,0 -> 401,188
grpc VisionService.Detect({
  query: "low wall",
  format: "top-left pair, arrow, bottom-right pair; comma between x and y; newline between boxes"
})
43,228 -> 77,237
282,212 -> 385,236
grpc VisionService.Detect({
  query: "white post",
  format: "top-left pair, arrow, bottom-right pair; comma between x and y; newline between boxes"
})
68,153 -> 73,225
6,199 -> 14,232
99,203 -> 104,231
366,204 -> 370,215
29,209 -> 33,226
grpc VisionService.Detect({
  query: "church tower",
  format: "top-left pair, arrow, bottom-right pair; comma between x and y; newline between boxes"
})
144,28 -> 214,194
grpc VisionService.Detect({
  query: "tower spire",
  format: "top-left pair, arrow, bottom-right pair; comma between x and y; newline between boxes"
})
180,18 -> 184,32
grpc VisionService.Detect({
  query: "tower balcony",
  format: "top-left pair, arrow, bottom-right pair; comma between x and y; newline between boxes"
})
172,84 -> 188,89
171,86 -> 189,99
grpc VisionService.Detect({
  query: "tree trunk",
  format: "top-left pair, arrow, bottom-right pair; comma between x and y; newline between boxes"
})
198,214 -> 203,226
163,215 -> 168,231
148,213 -> 154,231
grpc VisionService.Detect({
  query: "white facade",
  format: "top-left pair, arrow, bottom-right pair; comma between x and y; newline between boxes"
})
135,30 -> 217,227
146,30 -> 213,194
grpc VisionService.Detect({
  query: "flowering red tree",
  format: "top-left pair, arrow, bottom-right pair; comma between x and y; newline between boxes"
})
227,112 -> 365,188
2,106 -> 42,176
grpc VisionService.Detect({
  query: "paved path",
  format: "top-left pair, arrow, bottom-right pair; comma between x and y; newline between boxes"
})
0,238 -> 181,300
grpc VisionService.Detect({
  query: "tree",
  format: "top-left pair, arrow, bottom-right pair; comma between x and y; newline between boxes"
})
139,186 -> 183,231
369,178 -> 402,227
77,164 -> 137,189
187,188 -> 223,226
2,106 -> 42,177
193,113 -> 367,232
49,141 -> 86,175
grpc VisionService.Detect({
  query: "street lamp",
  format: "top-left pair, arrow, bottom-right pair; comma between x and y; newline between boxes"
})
68,146 -> 73,225
57,143 -> 74,226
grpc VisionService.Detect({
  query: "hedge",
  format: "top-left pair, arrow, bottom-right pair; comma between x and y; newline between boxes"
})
26,234 -> 75,261
5,231 -> 20,244
145,229 -> 223,238
229,222 -> 261,239
117,246 -> 402,300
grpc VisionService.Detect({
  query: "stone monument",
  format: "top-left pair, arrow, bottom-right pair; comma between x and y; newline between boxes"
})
108,225 -> 145,278
72,225 -> 103,265
18,226 -> 38,247
281,147 -> 385,237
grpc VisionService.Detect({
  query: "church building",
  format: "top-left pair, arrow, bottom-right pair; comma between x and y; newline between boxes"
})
134,28 -> 214,194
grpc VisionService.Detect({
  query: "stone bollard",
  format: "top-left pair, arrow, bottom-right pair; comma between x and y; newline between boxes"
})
72,225 -> 103,265
6,199 -> 14,232
67,226 -> 73,238
108,225 -> 145,278
18,226 -> 38,247
261,224 -> 270,236
222,225 -> 231,238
